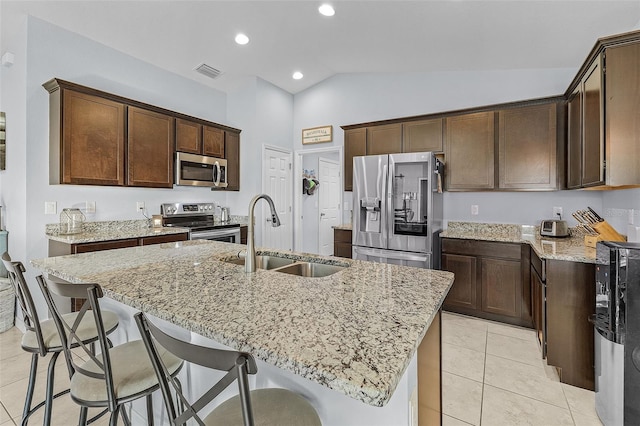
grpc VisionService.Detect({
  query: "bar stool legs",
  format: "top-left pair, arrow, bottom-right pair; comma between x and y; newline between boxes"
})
21,351 -> 70,426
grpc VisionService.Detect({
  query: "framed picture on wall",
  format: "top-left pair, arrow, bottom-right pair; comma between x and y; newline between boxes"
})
302,125 -> 332,144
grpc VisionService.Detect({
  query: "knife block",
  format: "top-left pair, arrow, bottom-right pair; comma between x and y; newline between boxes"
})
591,221 -> 626,244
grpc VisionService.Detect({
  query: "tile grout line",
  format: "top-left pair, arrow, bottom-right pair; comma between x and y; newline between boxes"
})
479,327 -> 488,426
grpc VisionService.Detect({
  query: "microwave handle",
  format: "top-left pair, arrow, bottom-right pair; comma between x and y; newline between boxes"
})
213,161 -> 221,186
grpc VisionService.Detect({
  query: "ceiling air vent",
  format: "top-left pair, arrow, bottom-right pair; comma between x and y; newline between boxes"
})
194,63 -> 222,79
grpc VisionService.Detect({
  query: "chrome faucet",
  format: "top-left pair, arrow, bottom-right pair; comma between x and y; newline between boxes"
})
245,194 -> 281,273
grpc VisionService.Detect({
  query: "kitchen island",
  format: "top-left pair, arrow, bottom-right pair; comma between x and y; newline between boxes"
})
31,239 -> 454,425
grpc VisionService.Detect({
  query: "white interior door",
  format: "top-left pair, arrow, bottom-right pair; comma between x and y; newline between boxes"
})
318,157 -> 341,255
262,146 -> 293,250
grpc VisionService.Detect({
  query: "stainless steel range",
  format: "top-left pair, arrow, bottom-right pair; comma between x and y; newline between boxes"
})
160,202 -> 240,243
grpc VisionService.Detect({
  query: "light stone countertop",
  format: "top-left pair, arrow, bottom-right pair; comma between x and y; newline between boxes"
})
45,217 -> 250,245
440,221 -> 597,264
332,223 -> 353,231
46,220 -> 190,244
31,240 -> 454,407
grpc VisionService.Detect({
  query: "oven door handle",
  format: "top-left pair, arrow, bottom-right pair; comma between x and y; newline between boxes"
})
191,228 -> 240,240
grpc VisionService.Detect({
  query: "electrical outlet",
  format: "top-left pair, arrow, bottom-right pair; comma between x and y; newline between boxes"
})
136,201 -> 145,212
553,206 -> 563,218
471,205 -> 479,215
86,201 -> 96,214
44,201 -> 57,215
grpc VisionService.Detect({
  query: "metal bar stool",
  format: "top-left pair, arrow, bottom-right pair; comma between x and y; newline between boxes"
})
135,311 -> 322,426
37,276 -> 183,425
1,252 -> 119,426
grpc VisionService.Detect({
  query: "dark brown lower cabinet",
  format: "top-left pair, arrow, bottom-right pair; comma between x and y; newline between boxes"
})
546,259 -> 595,390
240,226 -> 247,244
333,228 -> 352,258
442,238 -> 532,328
531,265 -> 545,355
441,253 -> 478,311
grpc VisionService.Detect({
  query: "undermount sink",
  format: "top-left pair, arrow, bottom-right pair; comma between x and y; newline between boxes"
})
224,255 -> 347,277
274,262 -> 346,278
224,255 -> 296,270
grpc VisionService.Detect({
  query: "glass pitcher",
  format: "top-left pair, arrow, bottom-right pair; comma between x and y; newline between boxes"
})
59,208 -> 85,234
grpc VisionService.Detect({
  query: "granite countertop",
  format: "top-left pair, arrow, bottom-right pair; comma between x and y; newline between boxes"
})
46,216 -> 250,244
31,240 -> 454,407
46,220 -> 190,244
440,221 -> 597,264
332,223 -> 353,231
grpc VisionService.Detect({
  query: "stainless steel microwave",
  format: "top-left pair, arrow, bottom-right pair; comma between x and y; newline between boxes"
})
175,152 -> 228,188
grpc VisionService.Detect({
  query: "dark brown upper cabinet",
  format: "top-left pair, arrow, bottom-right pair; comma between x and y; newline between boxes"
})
445,112 -> 495,191
402,118 -> 443,153
603,43 -> 640,187
581,57 -> 604,187
175,118 -> 203,154
225,130 -> 240,191
566,38 -> 640,189
45,84 -> 126,186
498,102 -> 559,190
44,78 -> 241,189
567,88 -> 582,189
203,125 -> 225,158
366,123 -> 402,155
344,128 -> 367,191
127,107 -> 175,188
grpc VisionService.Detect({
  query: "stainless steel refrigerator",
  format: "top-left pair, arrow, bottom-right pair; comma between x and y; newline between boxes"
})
352,152 -> 443,269
594,241 -> 640,426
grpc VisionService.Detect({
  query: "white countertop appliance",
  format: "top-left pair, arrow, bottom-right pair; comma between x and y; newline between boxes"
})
161,202 -> 239,243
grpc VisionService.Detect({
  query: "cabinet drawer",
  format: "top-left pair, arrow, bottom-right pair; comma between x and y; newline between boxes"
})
73,239 -> 139,254
139,233 -> 188,246
442,238 -> 521,260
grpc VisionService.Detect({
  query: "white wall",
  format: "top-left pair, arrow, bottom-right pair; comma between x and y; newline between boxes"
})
601,188 -> 640,235
0,15 -> 28,264
226,77 -> 294,245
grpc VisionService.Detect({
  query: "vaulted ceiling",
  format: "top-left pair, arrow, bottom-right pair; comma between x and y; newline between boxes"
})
2,1 -> 639,94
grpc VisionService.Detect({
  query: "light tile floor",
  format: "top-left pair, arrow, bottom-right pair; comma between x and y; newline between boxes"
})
0,313 -> 604,425
442,311 -> 604,426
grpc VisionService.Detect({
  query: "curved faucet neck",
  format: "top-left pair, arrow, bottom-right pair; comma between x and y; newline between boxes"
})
245,194 -> 280,273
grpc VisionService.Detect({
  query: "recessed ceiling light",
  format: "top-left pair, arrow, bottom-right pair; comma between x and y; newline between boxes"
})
318,4 -> 335,17
292,71 -> 304,80
235,33 -> 249,45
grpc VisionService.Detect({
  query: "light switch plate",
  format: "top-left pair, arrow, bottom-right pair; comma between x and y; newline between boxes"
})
44,201 -> 57,215
86,201 -> 96,214
471,205 -> 479,215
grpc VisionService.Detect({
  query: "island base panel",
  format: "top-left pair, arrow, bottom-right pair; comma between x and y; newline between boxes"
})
418,309 -> 442,426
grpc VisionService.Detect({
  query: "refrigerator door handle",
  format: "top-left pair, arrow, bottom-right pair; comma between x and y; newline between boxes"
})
381,162 -> 388,244
354,246 -> 429,262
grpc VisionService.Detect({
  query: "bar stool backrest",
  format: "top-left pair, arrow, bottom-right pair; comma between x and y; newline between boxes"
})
134,312 -> 258,426
1,252 -> 46,356
37,276 -> 120,412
